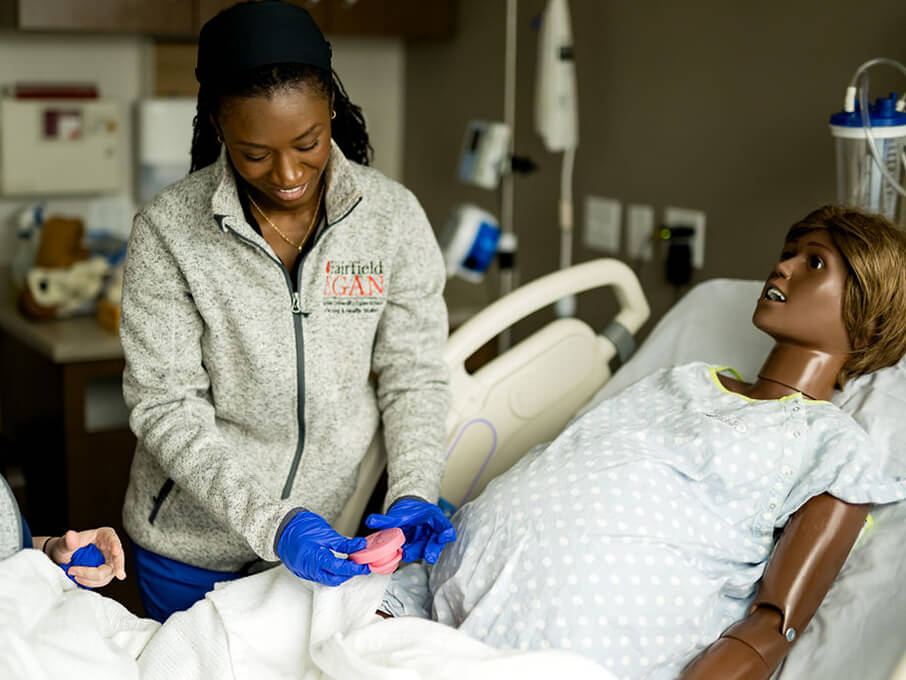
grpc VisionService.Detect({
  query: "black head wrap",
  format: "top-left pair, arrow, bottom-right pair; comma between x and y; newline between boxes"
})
195,0 -> 332,89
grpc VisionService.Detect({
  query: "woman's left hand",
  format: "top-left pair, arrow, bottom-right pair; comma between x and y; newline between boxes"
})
47,527 -> 126,588
366,498 -> 456,563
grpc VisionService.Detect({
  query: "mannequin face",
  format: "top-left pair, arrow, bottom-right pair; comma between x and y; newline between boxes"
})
753,229 -> 852,354
215,86 -> 332,212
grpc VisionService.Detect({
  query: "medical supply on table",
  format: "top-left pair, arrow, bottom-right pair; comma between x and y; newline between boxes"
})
349,528 -> 405,575
534,0 -> 579,317
365,498 -> 456,564
9,202 -> 43,292
830,58 -> 906,222
17,216 -> 114,321
276,511 -> 369,587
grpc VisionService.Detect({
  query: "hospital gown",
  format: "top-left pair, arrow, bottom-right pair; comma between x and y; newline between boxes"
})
403,362 -> 906,679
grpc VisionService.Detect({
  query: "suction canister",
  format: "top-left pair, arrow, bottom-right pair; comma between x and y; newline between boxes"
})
829,93 -> 906,222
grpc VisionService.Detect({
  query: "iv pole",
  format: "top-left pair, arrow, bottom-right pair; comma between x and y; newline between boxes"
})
498,0 -> 518,351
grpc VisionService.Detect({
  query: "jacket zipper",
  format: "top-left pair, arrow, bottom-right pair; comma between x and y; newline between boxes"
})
279,198 -> 363,495
216,217 -> 307,500
214,195 -> 362,499
282,277 -> 308,497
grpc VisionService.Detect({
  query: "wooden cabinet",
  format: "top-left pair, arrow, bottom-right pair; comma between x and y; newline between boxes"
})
198,0 -> 330,34
326,0 -> 455,39
0,0 -> 193,36
0,0 -> 455,38
197,0 -> 455,38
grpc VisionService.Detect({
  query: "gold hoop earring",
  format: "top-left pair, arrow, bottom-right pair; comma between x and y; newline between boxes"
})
330,110 -> 336,120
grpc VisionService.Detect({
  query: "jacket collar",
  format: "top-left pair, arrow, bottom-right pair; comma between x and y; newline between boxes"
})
210,139 -> 362,234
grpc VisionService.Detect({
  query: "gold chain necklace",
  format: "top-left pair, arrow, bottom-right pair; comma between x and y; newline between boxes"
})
248,182 -> 324,253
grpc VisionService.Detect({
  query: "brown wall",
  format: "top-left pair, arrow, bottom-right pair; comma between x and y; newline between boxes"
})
403,0 -> 906,345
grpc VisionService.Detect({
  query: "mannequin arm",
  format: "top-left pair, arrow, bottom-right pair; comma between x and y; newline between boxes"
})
680,493 -> 870,680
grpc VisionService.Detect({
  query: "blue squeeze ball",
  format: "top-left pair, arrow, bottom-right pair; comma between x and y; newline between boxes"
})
59,543 -> 105,588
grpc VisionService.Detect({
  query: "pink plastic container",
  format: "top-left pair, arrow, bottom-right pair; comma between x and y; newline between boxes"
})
349,528 -> 405,574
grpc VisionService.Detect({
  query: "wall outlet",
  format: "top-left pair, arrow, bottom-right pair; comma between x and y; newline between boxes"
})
663,206 -> 706,268
584,196 -> 622,252
626,203 -> 655,261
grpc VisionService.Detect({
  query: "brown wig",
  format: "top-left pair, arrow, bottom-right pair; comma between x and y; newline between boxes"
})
785,204 -> 906,387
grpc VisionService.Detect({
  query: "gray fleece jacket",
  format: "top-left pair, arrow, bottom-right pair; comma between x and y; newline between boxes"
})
120,142 -> 449,572
0,475 -> 23,560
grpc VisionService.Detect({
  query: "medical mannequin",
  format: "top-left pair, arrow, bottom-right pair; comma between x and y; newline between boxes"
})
680,215 -> 902,678
401,204 -> 906,678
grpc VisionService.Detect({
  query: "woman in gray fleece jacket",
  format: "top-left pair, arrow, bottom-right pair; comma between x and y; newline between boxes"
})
120,0 -> 453,621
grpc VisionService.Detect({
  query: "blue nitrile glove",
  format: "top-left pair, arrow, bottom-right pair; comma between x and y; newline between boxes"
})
365,498 -> 456,563
59,543 -> 105,588
276,511 -> 370,586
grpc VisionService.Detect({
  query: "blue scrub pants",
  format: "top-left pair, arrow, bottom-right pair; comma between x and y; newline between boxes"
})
132,543 -> 241,622
21,514 -> 32,550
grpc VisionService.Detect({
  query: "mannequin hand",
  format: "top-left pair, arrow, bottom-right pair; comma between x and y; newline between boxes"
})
277,511 -> 369,586
365,498 -> 455,563
46,528 -> 126,588
682,609 -> 787,680
680,636 -> 772,680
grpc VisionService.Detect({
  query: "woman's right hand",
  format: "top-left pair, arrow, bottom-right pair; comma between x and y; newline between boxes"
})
276,511 -> 369,586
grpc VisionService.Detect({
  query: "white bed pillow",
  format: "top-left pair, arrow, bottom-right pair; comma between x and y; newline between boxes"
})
593,277 -> 906,680
591,279 -> 771,403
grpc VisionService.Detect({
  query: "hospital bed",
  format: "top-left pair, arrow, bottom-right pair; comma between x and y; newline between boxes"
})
342,258 -> 906,679
4,260 -> 906,679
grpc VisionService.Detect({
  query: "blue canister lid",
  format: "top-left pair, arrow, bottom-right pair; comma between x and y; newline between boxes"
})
830,92 -> 906,127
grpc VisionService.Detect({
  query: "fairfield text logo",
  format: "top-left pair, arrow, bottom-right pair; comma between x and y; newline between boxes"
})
323,260 -> 385,298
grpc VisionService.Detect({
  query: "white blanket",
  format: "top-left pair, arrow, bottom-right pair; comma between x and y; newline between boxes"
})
0,550 -> 158,680
0,549 -> 615,680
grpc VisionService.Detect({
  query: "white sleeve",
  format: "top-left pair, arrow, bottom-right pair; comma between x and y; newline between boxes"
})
778,410 -> 906,525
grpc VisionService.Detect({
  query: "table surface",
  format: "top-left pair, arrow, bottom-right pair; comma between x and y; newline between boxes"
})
0,266 -> 123,364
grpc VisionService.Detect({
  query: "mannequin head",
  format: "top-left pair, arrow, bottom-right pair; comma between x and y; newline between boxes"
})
757,205 -> 906,387
754,227 -> 851,360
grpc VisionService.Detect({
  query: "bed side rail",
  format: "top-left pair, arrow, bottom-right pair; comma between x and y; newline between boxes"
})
439,258 -> 649,514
